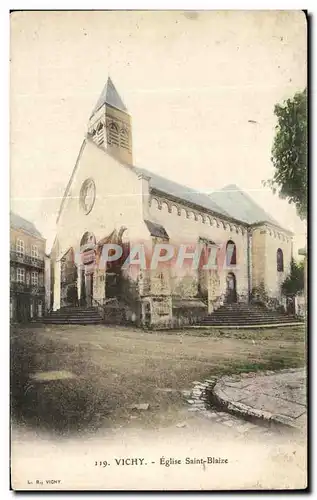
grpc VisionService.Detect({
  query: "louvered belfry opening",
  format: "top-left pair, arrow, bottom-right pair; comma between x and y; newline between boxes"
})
88,77 -> 133,165
108,121 -> 120,147
120,127 -> 129,150
96,123 -> 104,146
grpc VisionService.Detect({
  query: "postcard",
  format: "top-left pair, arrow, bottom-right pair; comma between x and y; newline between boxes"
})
10,10 -> 307,491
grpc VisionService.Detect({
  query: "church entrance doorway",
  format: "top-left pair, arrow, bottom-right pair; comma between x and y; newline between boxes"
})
226,272 -> 237,303
105,268 -> 121,298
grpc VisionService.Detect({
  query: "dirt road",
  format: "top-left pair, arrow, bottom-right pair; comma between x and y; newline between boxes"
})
10,323 -> 305,434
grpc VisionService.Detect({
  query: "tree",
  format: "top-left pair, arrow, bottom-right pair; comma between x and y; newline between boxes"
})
281,258 -> 304,296
264,88 -> 307,220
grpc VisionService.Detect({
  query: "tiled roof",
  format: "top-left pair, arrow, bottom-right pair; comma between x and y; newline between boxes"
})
208,184 -> 282,226
135,170 -> 286,229
10,212 -> 44,238
132,166 -> 231,219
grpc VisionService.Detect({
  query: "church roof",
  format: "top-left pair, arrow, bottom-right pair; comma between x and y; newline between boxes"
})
10,211 -> 44,239
57,137 -> 289,233
208,184 -> 282,226
132,166 -> 231,220
91,77 -> 128,117
133,168 -> 287,230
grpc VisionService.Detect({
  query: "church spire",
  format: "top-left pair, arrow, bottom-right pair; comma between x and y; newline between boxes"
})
88,77 -> 133,165
90,77 -> 128,117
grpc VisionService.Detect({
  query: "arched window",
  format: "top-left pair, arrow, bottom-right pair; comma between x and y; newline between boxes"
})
108,121 -> 119,146
198,238 -> 216,269
80,232 -> 96,247
96,122 -> 104,146
277,248 -> 284,272
226,240 -> 237,266
120,128 -> 129,150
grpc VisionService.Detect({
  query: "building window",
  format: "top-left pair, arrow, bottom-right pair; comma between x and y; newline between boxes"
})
96,123 -> 104,146
120,128 -> 129,150
226,240 -> 237,266
10,299 -> 13,320
31,245 -> 39,258
199,238 -> 216,268
38,301 -> 42,318
31,271 -> 38,285
79,179 -> 96,215
30,302 -> 34,318
16,239 -> 25,256
277,248 -> 284,272
16,268 -> 25,283
108,121 -> 119,146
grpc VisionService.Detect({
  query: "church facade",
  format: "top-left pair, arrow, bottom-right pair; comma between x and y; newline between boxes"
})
50,78 -> 293,328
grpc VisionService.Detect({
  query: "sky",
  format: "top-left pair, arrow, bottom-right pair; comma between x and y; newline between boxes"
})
10,10 -> 307,253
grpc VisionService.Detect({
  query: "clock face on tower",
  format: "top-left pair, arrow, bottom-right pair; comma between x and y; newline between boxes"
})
80,178 -> 96,214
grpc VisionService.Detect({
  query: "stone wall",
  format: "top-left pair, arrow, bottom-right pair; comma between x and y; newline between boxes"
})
92,267 -> 106,303
264,229 -> 292,299
251,223 -> 292,304
146,193 -> 250,304
251,227 -> 266,292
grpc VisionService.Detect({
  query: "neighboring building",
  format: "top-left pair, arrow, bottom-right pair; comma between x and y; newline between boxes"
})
50,77 -> 294,328
10,212 -> 46,322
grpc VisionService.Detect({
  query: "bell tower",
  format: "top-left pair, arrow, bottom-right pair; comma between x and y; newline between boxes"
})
88,77 -> 133,165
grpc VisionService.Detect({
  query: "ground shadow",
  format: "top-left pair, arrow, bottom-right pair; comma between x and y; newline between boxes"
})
10,328 -> 115,436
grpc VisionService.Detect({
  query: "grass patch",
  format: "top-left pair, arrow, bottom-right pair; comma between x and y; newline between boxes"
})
185,325 -> 306,341
208,356 -> 305,378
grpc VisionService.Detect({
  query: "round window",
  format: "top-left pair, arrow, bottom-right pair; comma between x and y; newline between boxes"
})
80,179 -> 96,214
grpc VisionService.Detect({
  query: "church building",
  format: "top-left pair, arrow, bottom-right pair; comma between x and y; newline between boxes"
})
50,78 -> 294,328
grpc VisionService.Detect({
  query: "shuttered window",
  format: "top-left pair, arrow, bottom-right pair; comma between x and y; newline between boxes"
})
120,128 -> 129,150
96,123 -> 104,146
108,122 -> 119,146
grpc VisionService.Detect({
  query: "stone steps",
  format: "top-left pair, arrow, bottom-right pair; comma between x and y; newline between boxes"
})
42,319 -> 102,324
41,306 -> 104,325
200,303 -> 302,326
41,304 -> 126,325
201,314 -> 298,322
